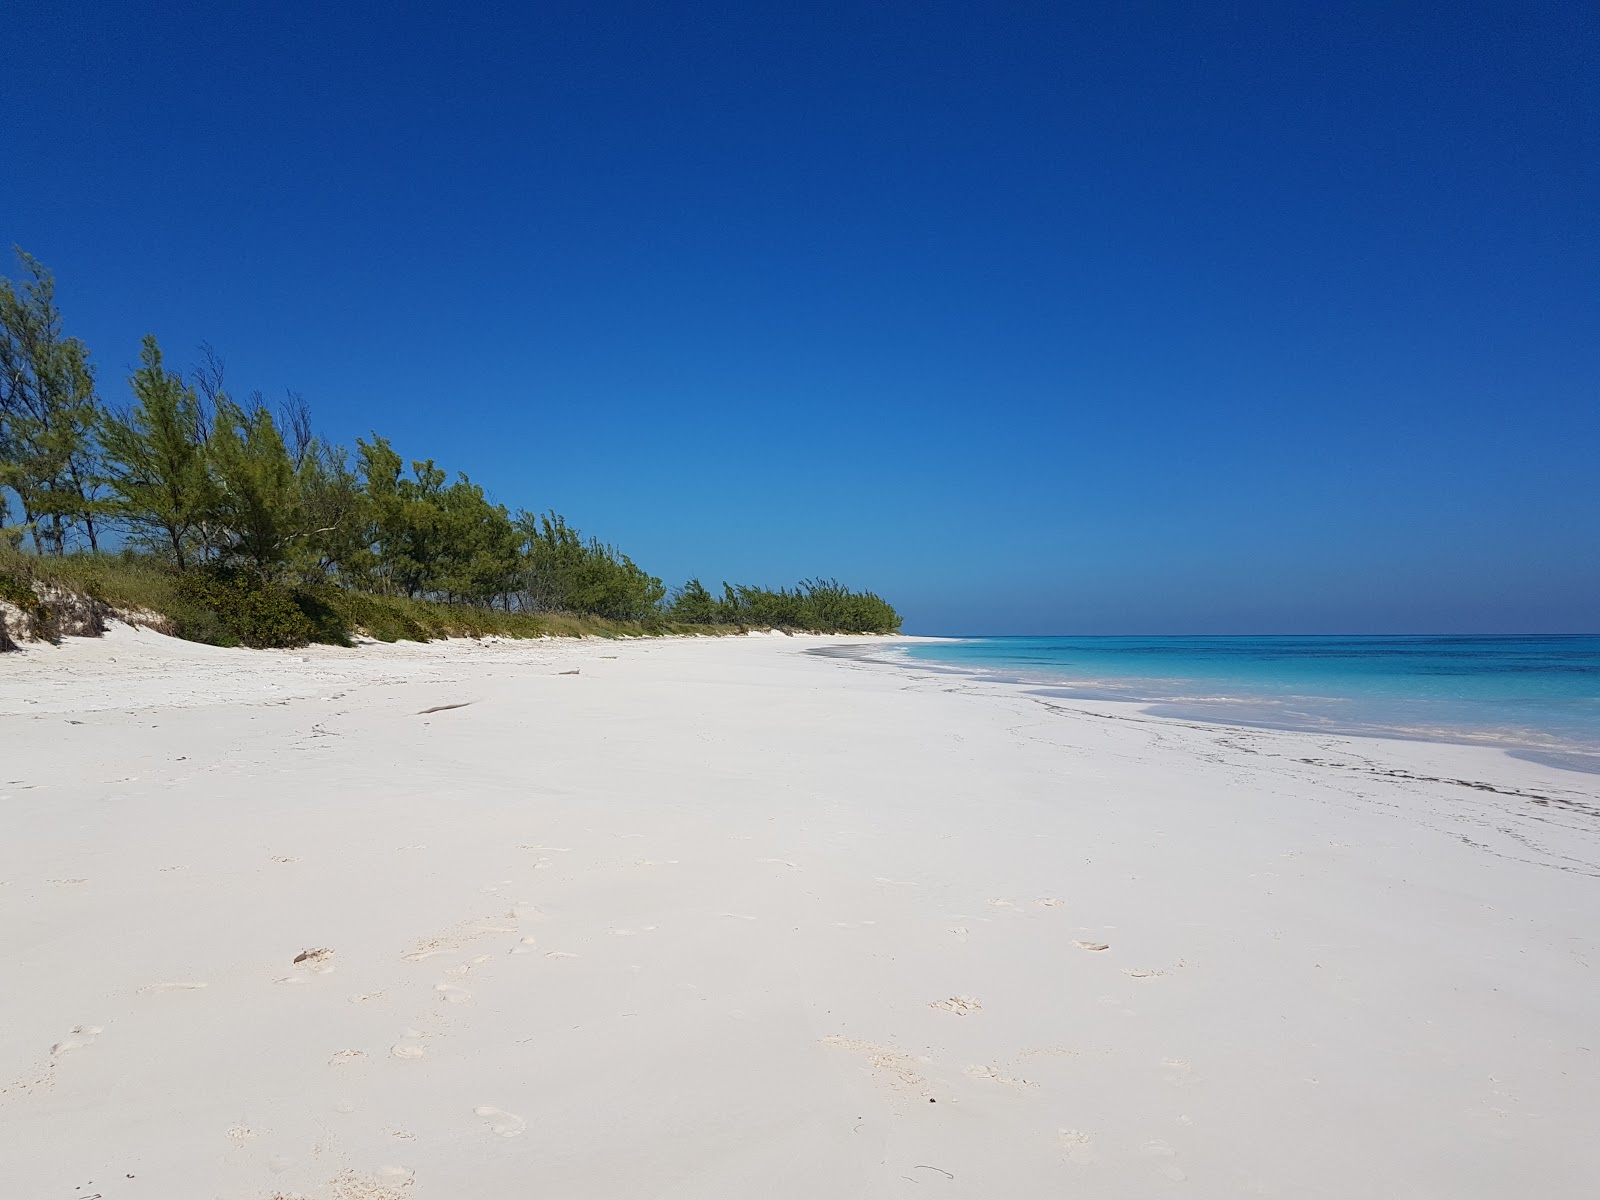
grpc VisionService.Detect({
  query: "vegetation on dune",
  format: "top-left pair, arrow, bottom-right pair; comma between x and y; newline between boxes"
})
667,577 -> 901,635
0,250 -> 901,648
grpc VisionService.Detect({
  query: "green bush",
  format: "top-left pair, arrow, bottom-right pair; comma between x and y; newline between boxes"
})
289,585 -> 355,647
172,567 -> 316,648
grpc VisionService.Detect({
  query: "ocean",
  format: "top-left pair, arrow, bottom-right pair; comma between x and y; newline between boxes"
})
887,635 -> 1600,768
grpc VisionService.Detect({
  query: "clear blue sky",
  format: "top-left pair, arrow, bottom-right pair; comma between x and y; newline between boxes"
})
4,1 -> 1595,634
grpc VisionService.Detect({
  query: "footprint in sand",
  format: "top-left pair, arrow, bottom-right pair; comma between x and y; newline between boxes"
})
1059,1129 -> 1097,1164
404,918 -> 519,961
474,1105 -> 526,1138
140,981 -> 208,993
1036,897 -> 1064,907
947,926 -> 970,941
328,1049 -> 366,1067
510,937 -> 539,954
51,1025 -> 103,1056
756,858 -> 799,870
545,950 -> 580,960
434,983 -> 471,1003
1072,940 -> 1110,952
820,1036 -> 932,1097
929,995 -> 983,1016
402,946 -> 453,962
965,1064 -> 1033,1087
326,1168 -> 405,1195
390,1030 -> 427,1059
293,947 -> 337,974
1142,1140 -> 1186,1181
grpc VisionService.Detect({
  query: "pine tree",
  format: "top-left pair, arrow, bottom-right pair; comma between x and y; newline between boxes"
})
208,396 -> 303,576
99,336 -> 213,569
294,440 -> 363,580
0,250 -> 105,553
667,578 -> 721,623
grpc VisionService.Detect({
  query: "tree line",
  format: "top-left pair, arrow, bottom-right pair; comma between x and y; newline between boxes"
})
0,250 -> 900,636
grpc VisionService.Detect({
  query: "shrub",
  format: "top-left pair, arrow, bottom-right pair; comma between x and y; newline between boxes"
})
172,567 -> 315,648
289,585 -> 354,647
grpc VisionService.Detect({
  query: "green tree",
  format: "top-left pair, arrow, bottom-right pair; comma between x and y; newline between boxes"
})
0,250 -> 105,553
99,336 -> 214,569
667,578 -> 721,623
392,457 -> 448,598
667,577 -> 900,632
349,434 -> 408,592
294,440 -> 363,581
347,440 -> 468,599
434,475 -> 521,606
518,511 -> 664,620
208,396 -> 302,576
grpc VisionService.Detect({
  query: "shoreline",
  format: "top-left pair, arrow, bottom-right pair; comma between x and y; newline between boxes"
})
849,639 -> 1600,774
4,626 -> 1597,1195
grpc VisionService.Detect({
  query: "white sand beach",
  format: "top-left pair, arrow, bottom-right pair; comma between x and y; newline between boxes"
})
2,626 -> 1597,1198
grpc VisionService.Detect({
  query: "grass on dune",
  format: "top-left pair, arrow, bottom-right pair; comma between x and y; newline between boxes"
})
0,549 -> 755,649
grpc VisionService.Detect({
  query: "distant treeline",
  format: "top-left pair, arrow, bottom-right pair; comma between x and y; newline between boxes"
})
0,250 -> 899,645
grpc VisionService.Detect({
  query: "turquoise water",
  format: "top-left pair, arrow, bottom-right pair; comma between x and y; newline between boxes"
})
893,636 -> 1600,763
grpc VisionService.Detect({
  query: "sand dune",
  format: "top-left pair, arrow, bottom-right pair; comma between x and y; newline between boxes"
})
2,626 -> 1597,1197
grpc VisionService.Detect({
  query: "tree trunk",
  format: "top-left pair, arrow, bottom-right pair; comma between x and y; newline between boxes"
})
66,462 -> 99,551
24,500 -> 44,555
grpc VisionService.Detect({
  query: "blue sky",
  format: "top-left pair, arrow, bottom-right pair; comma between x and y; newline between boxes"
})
4,1 -> 1595,633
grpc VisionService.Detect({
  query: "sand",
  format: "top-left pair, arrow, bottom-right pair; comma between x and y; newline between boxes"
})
2,624 -> 1597,1198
